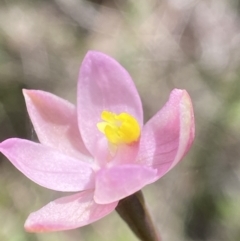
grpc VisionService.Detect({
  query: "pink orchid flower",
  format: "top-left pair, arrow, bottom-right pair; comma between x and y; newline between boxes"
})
0,51 -> 194,232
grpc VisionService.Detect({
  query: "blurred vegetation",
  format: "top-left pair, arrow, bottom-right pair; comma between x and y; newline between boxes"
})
1,0 -> 240,241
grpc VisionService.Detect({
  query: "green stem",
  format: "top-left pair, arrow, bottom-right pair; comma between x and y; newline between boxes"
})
116,190 -> 161,241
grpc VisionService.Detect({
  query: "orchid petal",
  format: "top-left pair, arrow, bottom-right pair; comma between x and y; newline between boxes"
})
94,138 -> 139,167
24,191 -> 118,232
23,89 -> 91,161
111,142 -> 140,165
137,89 -> 195,179
0,138 -> 95,191
94,164 -> 157,204
77,51 -> 143,156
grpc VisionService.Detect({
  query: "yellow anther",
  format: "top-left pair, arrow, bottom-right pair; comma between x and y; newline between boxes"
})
97,111 -> 141,145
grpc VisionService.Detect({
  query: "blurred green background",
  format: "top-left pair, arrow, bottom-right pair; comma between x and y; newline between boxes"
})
1,0 -> 240,240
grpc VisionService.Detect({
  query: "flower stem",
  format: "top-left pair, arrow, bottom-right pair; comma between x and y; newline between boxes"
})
116,190 -> 161,241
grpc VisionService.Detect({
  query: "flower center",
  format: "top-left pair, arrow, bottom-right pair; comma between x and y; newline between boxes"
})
97,111 -> 140,145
